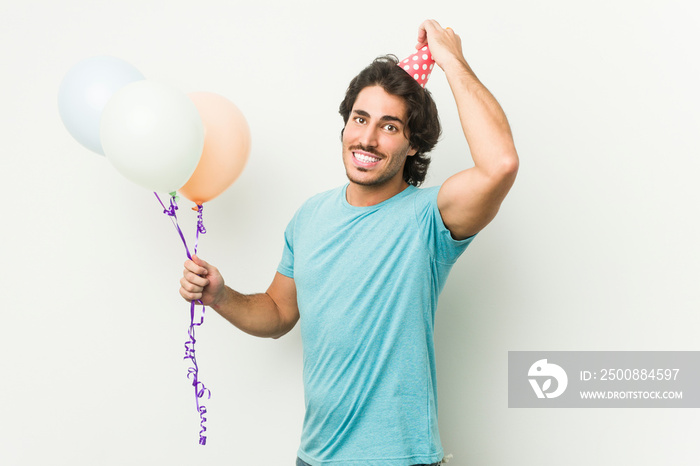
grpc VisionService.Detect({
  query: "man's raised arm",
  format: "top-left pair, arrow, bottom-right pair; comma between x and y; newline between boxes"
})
418,19 -> 519,240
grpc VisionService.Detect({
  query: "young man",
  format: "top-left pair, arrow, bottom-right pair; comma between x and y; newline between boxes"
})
180,20 -> 518,466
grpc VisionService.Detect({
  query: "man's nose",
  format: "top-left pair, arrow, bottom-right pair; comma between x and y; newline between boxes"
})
359,125 -> 379,148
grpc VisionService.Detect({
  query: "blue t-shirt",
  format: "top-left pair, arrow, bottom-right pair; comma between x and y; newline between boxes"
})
277,184 -> 474,466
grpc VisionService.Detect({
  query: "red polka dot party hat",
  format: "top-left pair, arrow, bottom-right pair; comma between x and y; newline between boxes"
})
398,46 -> 435,88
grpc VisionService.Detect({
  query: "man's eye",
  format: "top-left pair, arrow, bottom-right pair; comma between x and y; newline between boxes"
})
354,117 -> 366,124
385,124 -> 397,132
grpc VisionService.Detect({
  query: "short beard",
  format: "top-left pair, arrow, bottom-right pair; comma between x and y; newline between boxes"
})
344,144 -> 406,187
346,166 -> 401,186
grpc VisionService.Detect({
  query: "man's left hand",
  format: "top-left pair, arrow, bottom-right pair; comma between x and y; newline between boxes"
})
416,19 -> 467,71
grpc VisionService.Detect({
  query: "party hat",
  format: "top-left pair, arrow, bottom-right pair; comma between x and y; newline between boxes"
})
398,46 -> 435,88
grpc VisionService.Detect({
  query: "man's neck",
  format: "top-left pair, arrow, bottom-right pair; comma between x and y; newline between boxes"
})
346,179 -> 410,207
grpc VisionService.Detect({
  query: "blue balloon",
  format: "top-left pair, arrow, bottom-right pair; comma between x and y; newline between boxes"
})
58,56 -> 145,155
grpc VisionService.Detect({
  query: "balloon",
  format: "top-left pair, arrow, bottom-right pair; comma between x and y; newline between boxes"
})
58,56 -> 144,155
100,80 -> 204,193
178,92 -> 251,205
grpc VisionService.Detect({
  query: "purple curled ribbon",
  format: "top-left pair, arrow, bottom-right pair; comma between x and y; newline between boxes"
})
155,192 -> 210,445
184,297 -> 210,445
154,193 -> 192,259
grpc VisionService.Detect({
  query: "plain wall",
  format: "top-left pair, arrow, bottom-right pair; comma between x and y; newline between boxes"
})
2,0 -> 698,464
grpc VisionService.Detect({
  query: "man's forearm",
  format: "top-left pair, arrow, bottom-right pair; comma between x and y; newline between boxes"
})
211,287 -> 292,339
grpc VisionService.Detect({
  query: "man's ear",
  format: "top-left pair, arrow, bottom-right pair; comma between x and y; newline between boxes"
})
407,147 -> 417,157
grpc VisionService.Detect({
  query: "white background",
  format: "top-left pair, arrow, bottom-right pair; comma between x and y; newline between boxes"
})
2,0 -> 699,464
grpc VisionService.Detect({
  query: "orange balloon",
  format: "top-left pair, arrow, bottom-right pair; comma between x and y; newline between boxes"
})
179,92 -> 251,205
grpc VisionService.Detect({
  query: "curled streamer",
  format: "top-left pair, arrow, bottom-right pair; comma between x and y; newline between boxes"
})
198,405 -> 208,445
196,382 -> 211,400
154,192 -> 211,445
184,298 -> 209,445
194,204 -> 206,253
196,205 -> 207,234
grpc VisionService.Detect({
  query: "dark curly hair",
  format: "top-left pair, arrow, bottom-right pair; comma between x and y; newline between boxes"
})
339,55 -> 441,186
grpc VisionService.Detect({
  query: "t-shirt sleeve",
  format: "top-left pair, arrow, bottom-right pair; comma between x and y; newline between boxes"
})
414,186 -> 475,265
277,209 -> 298,278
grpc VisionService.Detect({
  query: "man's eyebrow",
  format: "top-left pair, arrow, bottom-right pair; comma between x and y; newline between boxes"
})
352,109 -> 405,125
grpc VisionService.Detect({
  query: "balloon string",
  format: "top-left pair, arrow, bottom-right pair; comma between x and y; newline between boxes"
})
154,192 -> 210,446
185,298 -> 210,445
154,192 -> 192,260
194,204 -> 206,255
190,203 -> 208,444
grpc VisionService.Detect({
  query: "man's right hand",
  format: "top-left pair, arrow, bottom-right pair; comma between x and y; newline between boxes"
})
179,255 -> 226,307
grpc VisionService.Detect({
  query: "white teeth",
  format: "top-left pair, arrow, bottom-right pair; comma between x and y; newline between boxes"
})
354,152 -> 380,163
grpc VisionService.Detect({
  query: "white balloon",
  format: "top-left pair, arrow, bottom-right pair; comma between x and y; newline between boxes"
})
58,56 -> 145,155
100,80 -> 204,193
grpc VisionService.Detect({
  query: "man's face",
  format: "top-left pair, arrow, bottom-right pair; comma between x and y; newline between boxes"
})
342,85 -> 416,187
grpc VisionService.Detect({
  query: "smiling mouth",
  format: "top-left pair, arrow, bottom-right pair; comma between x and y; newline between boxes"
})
353,151 -> 381,164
